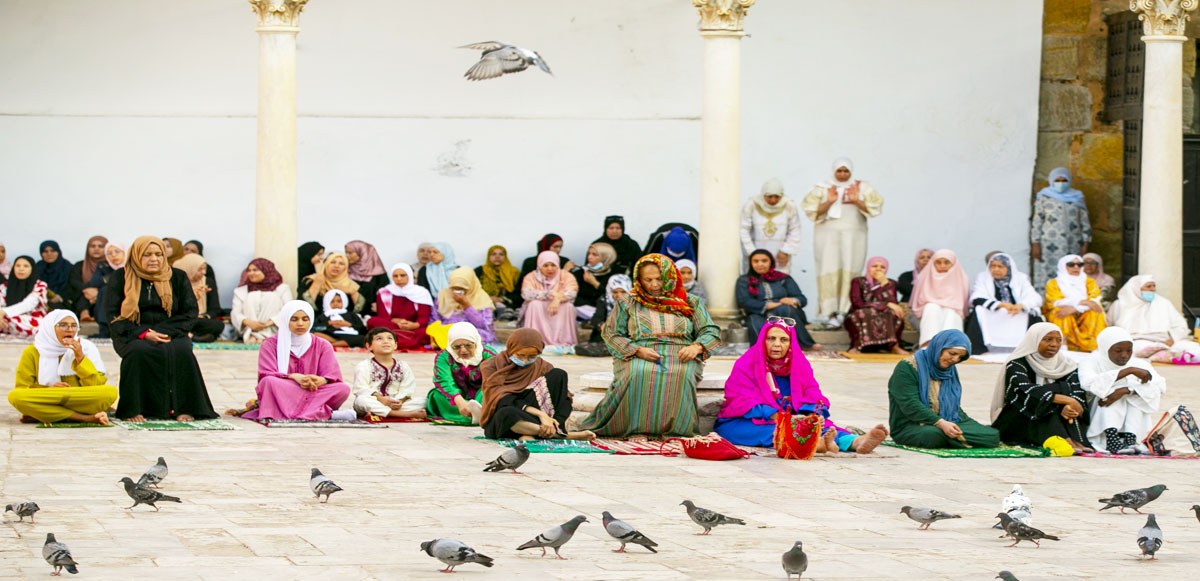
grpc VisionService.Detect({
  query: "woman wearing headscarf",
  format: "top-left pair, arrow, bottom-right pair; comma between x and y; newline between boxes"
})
426,322 -> 498,424
964,253 -> 1044,355
173,254 -> 225,343
1043,254 -> 1106,352
519,234 -> 574,282
580,254 -> 722,437
297,241 -> 325,293
802,158 -> 885,324
716,321 -> 890,452
475,245 -> 522,314
570,242 -> 617,321
592,215 -> 641,275
182,240 -> 221,318
64,235 -> 108,321
1082,252 -> 1116,304
0,243 -> 11,278
1080,327 -> 1167,454
427,266 -> 497,348
302,252 -> 363,314
675,259 -> 707,305
909,249 -> 970,348
740,178 -> 803,273
521,251 -> 578,353
7,310 -> 117,425
1,256 -> 49,338
579,274 -> 634,355
1031,168 -> 1092,289
34,240 -> 72,304
844,257 -> 907,354
736,249 -> 819,349
480,328 -> 594,441
344,240 -> 388,314
231,258 -> 293,344
86,242 -> 126,339
886,329 -> 1000,448
1106,274 -> 1200,362
312,289 -> 367,348
660,226 -> 697,264
240,301 -> 351,421
365,263 -> 433,349
897,248 -> 933,303
988,323 -> 1092,454
161,237 -> 185,266
104,235 -> 216,422
416,242 -> 460,297
414,242 -> 436,278
642,223 -> 699,261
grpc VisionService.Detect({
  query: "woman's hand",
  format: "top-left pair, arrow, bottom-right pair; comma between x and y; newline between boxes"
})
330,320 -> 352,329
1118,367 -> 1153,384
537,413 -> 559,438
679,344 -> 704,362
1059,398 -> 1084,420
776,251 -> 790,268
1165,337 -> 1175,347
61,336 -> 85,363
82,288 -> 99,302
844,181 -> 860,204
144,330 -> 171,343
547,299 -> 560,316
634,347 -> 661,362
562,260 -> 577,272
1031,242 -> 1042,261
934,419 -> 962,438
1083,300 -> 1103,313
1054,306 -> 1077,318
779,297 -> 800,308
825,186 -> 839,203
1002,303 -> 1023,316
1099,387 -> 1131,407
886,303 -> 905,318
452,292 -> 471,309
0,318 -> 8,331
49,381 -> 70,388
453,395 -> 472,418
582,270 -> 598,287
288,373 -> 310,388
765,301 -> 782,310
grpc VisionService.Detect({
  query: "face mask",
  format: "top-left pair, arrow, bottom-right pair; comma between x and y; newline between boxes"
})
1051,182 -> 1069,193
589,262 -> 605,271
1141,291 -> 1156,302
510,356 -> 538,367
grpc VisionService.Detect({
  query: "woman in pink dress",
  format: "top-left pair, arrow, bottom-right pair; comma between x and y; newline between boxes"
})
366,263 -> 433,349
521,251 -> 579,352
242,300 -> 351,420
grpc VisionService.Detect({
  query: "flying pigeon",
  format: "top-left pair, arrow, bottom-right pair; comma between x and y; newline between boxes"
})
420,538 -> 494,573
483,442 -> 529,474
137,457 -> 168,488
1137,514 -> 1163,560
459,41 -> 552,81
996,512 -> 1059,548
516,515 -> 587,559
995,572 -> 1019,581
602,511 -> 658,553
681,500 -> 746,535
1099,484 -> 1168,514
309,468 -> 342,503
119,477 -> 181,511
900,506 -> 961,530
42,533 -> 78,576
781,540 -> 808,580
5,500 -> 39,522
1192,504 -> 1200,524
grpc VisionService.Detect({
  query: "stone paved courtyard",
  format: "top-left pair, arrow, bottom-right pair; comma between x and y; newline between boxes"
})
1,343 -> 1198,579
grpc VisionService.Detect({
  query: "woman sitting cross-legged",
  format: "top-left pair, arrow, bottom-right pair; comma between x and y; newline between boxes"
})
716,321 -> 889,453
365,263 -> 433,349
426,322 -> 496,424
351,327 -> 426,420
988,323 -> 1093,455
1080,327 -> 1167,454
240,301 -> 351,421
231,258 -> 293,344
887,329 -> 1000,449
843,256 -> 907,354
312,289 -> 366,348
736,249 -> 819,349
479,328 -> 595,441
521,251 -> 578,353
8,310 -> 117,425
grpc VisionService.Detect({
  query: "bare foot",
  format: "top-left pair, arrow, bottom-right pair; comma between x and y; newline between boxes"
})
176,414 -> 195,422
852,424 -> 888,454
807,343 -> 824,352
18,414 -> 39,424
890,345 -> 910,355
567,430 -> 597,441
818,428 -> 838,453
847,347 -> 861,354
92,412 -> 110,426
517,435 -> 535,442
247,336 -> 262,344
125,414 -> 147,423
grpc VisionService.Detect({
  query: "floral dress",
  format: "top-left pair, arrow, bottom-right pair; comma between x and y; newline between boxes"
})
1031,196 -> 1092,290
0,281 -> 49,338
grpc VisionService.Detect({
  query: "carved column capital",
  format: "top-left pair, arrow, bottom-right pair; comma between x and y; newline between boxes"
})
692,0 -> 755,35
250,0 -> 309,33
1131,0 -> 1198,36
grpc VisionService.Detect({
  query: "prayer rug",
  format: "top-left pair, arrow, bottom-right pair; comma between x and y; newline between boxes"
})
477,437 -> 612,454
879,440 -> 1049,458
429,417 -> 477,426
111,418 -> 236,431
192,342 -> 260,351
251,418 -> 386,428
363,414 -> 431,423
591,438 -> 675,455
1077,451 -> 1198,460
35,422 -> 114,429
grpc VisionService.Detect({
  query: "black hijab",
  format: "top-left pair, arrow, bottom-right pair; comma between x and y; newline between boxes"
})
298,241 -> 325,280
185,240 -> 205,255
4,256 -> 37,307
592,215 -> 640,274
34,240 -> 72,293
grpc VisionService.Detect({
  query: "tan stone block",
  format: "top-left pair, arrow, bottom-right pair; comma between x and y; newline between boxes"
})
1076,133 -> 1123,180
1043,0 -> 1090,35
1034,132 -> 1074,181
1041,35 -> 1080,80
1090,229 -> 1123,274
1039,83 -> 1092,131
1076,179 -> 1123,232
1078,35 -> 1107,82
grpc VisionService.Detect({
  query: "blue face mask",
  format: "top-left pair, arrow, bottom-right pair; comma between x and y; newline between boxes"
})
510,356 -> 538,367
1141,291 -> 1156,302
589,262 -> 605,271
1051,181 -> 1069,193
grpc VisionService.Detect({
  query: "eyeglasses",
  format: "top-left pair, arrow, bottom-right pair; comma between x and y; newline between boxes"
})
1065,262 -> 1084,268
54,322 -> 79,330
767,316 -> 796,327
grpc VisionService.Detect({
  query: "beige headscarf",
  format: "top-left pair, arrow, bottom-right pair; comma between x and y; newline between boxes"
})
114,236 -> 174,324
753,178 -> 793,217
307,252 -> 360,299
437,267 -> 494,318
989,322 -> 1079,422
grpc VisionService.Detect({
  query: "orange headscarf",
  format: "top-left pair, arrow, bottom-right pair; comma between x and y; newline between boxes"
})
114,236 -> 174,324
162,237 -> 185,266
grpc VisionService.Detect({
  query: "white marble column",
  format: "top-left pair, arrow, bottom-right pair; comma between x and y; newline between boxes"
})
250,0 -> 307,291
692,0 -> 755,323
1133,0 -> 1196,306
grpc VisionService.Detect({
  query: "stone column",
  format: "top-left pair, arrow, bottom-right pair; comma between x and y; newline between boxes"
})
1132,0 -> 1196,306
249,0 -> 307,290
692,0 -> 755,325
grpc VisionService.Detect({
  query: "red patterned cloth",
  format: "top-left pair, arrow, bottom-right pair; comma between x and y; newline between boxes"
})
630,254 -> 693,317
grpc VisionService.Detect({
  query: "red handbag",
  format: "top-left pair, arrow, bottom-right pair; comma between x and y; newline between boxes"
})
774,398 -> 824,460
661,434 -> 751,460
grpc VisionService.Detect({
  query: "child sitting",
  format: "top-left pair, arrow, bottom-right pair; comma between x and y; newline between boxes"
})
351,327 -> 426,419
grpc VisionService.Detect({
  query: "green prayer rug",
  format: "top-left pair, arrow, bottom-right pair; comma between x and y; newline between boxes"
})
476,437 -> 613,454
879,440 -> 1049,458
35,422 -> 114,429
111,418 -> 236,431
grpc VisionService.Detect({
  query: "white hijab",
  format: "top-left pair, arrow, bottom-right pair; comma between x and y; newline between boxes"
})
817,157 -> 856,220
446,321 -> 485,366
1108,274 -> 1180,339
33,310 -> 105,386
675,259 -> 698,291
276,300 -> 315,374
379,262 -> 434,315
322,289 -> 358,336
1053,254 -> 1089,306
990,322 -> 1079,422
1078,326 -> 1164,405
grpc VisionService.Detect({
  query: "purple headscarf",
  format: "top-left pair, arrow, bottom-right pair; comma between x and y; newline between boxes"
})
718,322 -> 829,420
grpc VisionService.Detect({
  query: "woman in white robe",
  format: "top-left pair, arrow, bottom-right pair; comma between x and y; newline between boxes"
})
231,259 -> 294,344
964,253 -> 1043,355
1079,327 -> 1166,453
740,178 -> 803,274
1106,274 -> 1200,363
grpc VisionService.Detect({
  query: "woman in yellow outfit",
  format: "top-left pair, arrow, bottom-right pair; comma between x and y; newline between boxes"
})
1042,255 -> 1106,352
8,310 -> 117,424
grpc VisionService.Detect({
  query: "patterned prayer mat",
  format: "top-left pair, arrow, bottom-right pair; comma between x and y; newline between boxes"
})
478,437 -> 612,454
879,440 -> 1049,458
35,422 -> 115,429
591,438 -> 674,455
192,342 -> 260,350
251,418 -> 387,428
1078,451 -> 1199,460
363,414 -> 431,424
111,418 -> 236,431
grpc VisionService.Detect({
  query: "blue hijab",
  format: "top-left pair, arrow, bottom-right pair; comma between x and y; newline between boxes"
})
914,329 -> 971,422
662,227 -> 696,263
424,242 -> 458,297
1036,167 -> 1087,209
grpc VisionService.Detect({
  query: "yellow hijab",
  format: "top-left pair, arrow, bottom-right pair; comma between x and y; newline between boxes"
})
438,267 -> 494,318
479,244 -> 520,296
307,252 -> 360,299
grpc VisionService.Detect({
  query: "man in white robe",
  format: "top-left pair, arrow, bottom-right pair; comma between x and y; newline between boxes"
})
1079,327 -> 1166,454
739,178 -> 803,274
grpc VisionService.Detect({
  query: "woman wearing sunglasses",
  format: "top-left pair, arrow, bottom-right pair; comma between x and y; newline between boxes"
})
1042,254 -> 1106,352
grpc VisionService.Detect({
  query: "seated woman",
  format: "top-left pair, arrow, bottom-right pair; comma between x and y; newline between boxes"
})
593,215 -> 641,275
736,249 -> 819,349
8,310 -> 117,425
161,237 -> 185,267
182,240 -> 221,318
1107,274 -> 1200,362
105,236 -> 216,422
475,245 -> 522,315
417,243 -> 459,297
64,235 -> 107,321
240,301 -> 351,421
345,240 -> 388,314
365,263 -> 432,349
427,322 -> 496,424
85,242 -> 125,339
0,256 -> 49,339
34,240 -> 72,306
173,254 -> 224,343
0,243 -> 9,279
580,254 -> 721,437
660,226 -> 697,264
296,241 -> 325,295
480,328 -> 594,441
844,257 -> 907,354
414,242 -> 435,280
583,274 -> 632,347
642,223 -> 699,262
1082,252 -> 1117,305
675,259 -> 707,305
1080,327 -> 1166,454
351,327 -> 425,419
302,252 -> 364,314
887,329 -> 1000,449
716,321 -> 889,453
897,248 -> 933,303
909,249 -> 969,348
430,267 -> 497,347
964,253 -> 1043,355
519,234 -> 574,281
988,323 -> 1093,455
1043,254 -> 1106,352
521,251 -> 578,352
231,258 -> 293,344
312,290 -> 366,348
571,242 -> 617,322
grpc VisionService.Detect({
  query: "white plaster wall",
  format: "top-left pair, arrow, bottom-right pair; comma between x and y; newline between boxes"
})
0,0 -> 1042,313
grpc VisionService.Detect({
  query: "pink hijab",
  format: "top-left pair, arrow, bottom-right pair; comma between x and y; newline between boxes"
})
909,249 -> 970,318
345,240 -> 386,282
865,256 -> 889,290
718,323 -> 829,420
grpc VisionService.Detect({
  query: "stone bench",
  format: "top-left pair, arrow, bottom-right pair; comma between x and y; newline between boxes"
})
567,371 -> 729,434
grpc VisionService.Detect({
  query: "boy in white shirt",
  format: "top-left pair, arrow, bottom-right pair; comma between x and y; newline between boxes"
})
352,327 -> 426,419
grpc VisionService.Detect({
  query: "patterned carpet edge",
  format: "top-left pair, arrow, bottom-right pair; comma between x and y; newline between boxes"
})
879,440 -> 1049,458
111,418 -> 236,431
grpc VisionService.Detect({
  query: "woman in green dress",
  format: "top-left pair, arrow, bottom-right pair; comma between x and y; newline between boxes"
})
887,329 -> 1000,448
580,254 -> 721,437
425,322 -> 495,424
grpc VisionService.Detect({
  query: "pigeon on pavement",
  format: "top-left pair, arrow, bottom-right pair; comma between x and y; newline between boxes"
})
781,540 -> 807,579
994,485 -> 1033,528
1099,484 -> 1168,514
42,533 -> 78,576
681,500 -> 746,535
516,515 -> 587,559
459,42 -> 553,81
996,512 -> 1059,547
1137,514 -> 1163,560
309,468 -> 342,503
420,538 -> 494,573
483,442 -> 529,474
1192,504 -> 1200,524
900,506 -> 961,530
5,501 -> 39,522
602,511 -> 658,553
119,477 -> 180,511
995,572 -> 1019,581
137,457 -> 168,488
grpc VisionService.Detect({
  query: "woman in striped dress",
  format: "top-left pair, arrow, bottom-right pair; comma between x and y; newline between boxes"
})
580,254 -> 721,437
